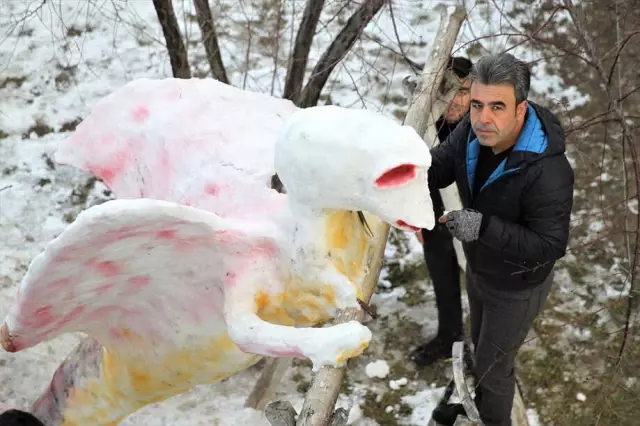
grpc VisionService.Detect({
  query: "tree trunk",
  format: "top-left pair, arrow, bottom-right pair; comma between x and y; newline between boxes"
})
403,5 -> 468,271
283,0 -> 326,104
297,0 -> 386,108
193,0 -> 229,83
244,357 -> 292,410
152,0 -> 191,78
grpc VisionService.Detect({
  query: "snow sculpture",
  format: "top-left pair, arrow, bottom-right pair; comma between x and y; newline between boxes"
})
0,78 -> 435,425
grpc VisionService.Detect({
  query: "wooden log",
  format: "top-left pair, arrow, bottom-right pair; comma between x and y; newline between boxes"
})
245,358 -> 293,410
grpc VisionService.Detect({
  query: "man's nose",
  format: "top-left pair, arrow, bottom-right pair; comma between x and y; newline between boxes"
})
480,107 -> 492,123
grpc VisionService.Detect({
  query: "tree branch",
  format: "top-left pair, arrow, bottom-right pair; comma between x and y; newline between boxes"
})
193,0 -> 229,83
297,0 -> 386,108
152,0 -> 191,78
283,0 -> 326,103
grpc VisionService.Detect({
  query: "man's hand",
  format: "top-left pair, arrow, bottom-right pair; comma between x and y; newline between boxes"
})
439,209 -> 483,242
415,230 -> 424,245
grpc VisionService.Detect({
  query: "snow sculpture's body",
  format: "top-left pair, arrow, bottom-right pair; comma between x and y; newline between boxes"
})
0,78 -> 434,425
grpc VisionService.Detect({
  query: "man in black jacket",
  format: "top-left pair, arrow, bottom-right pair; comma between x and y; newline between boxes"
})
410,56 -> 473,367
427,53 -> 574,426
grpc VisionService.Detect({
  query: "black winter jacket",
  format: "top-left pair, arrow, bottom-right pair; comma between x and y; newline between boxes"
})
429,102 -> 574,291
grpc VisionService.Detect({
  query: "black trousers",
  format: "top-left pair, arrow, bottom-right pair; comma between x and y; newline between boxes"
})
466,266 -> 553,426
421,222 -> 463,338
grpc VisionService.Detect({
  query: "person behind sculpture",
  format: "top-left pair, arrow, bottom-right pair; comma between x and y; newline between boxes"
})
426,53 -> 574,426
0,409 -> 45,425
410,56 -> 473,367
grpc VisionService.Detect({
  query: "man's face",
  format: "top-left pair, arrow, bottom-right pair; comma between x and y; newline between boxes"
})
469,82 -> 527,151
443,77 -> 471,123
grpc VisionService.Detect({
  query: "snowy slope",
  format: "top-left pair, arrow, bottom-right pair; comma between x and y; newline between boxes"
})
0,1 -> 559,424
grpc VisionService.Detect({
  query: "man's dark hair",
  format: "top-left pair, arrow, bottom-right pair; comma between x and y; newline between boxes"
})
0,409 -> 45,426
447,56 -> 473,79
469,53 -> 531,104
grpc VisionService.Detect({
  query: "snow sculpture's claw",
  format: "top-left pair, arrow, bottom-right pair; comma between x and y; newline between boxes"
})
303,321 -> 372,371
225,273 -> 372,371
228,315 -> 372,371
226,313 -> 372,372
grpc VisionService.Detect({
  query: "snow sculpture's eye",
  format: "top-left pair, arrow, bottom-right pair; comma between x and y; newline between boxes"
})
374,163 -> 417,188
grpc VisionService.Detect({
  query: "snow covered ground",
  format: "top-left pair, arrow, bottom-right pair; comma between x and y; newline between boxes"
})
0,0 -> 576,424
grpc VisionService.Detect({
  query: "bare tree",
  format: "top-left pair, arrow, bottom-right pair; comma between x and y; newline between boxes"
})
152,0 -> 386,107
282,0 -> 325,102
152,0 -> 191,78
296,0 -> 386,108
193,0 -> 228,83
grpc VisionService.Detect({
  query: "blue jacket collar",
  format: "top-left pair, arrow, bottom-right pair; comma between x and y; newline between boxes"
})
466,104 -> 548,194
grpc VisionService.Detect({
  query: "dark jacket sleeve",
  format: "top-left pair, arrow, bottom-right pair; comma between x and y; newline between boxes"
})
428,115 -> 470,189
479,156 -> 574,261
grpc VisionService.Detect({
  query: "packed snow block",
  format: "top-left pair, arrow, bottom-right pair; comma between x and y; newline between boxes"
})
1,78 -> 435,425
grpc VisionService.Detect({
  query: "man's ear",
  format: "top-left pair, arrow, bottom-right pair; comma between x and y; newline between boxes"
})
516,100 -> 528,119
374,163 -> 418,188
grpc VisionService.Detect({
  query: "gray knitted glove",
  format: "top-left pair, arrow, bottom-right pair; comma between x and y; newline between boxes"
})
440,209 -> 483,242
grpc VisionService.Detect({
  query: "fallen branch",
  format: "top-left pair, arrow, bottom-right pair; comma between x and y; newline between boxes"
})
245,357 -> 292,410
452,341 -> 481,423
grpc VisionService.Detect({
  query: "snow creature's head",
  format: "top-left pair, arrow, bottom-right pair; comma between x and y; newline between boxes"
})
274,105 -> 435,231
